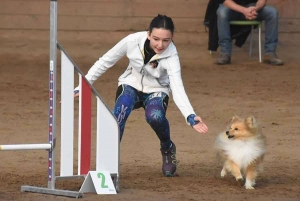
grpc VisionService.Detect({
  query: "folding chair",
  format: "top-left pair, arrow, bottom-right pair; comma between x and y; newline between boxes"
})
209,20 -> 262,62
230,20 -> 262,62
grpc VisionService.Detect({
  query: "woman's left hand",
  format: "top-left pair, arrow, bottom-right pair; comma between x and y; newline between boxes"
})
192,116 -> 208,134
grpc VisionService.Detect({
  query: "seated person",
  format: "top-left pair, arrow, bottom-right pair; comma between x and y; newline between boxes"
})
216,0 -> 284,65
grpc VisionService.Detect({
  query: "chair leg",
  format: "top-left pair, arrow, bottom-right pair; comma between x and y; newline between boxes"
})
249,25 -> 254,57
258,24 -> 262,62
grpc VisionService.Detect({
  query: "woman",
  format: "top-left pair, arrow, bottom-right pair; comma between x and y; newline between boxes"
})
74,14 -> 208,177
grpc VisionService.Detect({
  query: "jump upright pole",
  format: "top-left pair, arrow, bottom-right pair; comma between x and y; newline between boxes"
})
20,0 -> 83,197
48,0 -> 57,189
47,0 -> 57,191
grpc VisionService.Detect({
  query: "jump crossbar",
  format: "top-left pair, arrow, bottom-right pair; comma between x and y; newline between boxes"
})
0,144 -> 51,151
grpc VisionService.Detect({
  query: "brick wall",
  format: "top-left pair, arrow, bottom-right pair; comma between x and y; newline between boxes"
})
0,0 -> 299,44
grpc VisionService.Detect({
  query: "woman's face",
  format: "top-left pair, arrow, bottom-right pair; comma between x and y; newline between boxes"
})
147,28 -> 173,54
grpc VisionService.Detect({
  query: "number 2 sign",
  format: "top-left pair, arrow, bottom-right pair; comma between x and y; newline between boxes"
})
79,171 -> 117,194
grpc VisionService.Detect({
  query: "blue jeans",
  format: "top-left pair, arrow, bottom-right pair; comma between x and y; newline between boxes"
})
217,4 -> 279,55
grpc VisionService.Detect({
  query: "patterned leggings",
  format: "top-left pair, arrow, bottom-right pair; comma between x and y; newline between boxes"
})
113,84 -> 171,150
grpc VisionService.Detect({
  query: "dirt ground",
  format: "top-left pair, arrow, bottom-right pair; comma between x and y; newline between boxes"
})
1,28 -> 300,201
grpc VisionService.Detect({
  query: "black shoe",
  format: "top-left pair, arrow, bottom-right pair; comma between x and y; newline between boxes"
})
263,53 -> 284,66
216,54 -> 231,65
160,142 -> 178,177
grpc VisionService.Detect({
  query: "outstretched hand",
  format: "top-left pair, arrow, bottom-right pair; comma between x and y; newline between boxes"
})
192,116 -> 208,134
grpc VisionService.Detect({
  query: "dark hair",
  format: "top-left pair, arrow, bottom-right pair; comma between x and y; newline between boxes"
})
149,14 -> 175,34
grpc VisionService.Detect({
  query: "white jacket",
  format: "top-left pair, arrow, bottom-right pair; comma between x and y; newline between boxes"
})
81,31 -> 196,122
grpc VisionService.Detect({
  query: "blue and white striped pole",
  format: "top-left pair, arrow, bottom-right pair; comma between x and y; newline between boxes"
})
48,0 -> 57,190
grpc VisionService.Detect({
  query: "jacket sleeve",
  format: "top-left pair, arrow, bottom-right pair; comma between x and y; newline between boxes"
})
84,35 -> 128,85
164,54 -> 196,124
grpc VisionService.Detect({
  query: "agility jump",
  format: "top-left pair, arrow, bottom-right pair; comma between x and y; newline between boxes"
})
0,0 -> 120,198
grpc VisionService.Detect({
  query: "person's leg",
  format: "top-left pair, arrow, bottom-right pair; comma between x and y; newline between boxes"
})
257,6 -> 278,54
144,92 -> 171,149
217,4 -> 233,56
113,84 -> 138,141
256,6 -> 283,65
143,92 -> 177,177
216,4 -> 245,64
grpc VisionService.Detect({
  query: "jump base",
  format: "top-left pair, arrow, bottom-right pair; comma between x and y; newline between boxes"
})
21,186 -> 83,198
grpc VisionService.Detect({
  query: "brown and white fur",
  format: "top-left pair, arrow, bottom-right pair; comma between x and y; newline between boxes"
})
215,115 -> 266,189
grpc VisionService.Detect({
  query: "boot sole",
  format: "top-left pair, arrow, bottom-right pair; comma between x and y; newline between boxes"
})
263,60 -> 284,66
215,60 -> 231,65
164,172 -> 178,177
216,62 -> 231,65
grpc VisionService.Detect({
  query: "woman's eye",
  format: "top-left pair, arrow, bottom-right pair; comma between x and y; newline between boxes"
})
234,128 -> 238,131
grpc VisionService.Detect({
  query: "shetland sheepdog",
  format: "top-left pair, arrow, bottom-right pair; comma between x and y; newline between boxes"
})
215,115 -> 266,189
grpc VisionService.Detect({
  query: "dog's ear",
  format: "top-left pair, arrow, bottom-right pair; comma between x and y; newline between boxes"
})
245,116 -> 257,128
232,115 -> 240,122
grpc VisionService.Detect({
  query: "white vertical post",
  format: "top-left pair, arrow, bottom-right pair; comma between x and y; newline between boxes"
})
259,23 -> 262,63
96,97 -> 119,176
78,74 -> 83,175
60,51 -> 75,176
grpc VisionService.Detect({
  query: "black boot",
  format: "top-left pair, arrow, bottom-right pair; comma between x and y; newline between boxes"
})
160,142 -> 178,177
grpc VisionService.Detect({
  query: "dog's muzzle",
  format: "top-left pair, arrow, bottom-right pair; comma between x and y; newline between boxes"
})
226,131 -> 234,139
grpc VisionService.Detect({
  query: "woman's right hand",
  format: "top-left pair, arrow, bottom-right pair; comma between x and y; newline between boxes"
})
74,90 -> 79,98
192,116 -> 208,134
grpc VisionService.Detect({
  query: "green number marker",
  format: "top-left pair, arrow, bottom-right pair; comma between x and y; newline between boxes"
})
97,172 -> 108,188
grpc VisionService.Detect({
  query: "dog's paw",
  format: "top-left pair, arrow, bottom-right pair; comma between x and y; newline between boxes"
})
220,169 -> 227,177
245,185 -> 255,190
245,180 -> 255,189
236,177 -> 244,186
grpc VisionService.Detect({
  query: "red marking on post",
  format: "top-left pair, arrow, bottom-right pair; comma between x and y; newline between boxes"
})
80,77 -> 92,175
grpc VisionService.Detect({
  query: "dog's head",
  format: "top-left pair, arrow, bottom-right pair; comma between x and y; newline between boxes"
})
226,115 -> 259,139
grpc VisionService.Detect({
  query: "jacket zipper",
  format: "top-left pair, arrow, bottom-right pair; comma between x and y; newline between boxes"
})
137,43 -> 163,92
138,44 -> 146,91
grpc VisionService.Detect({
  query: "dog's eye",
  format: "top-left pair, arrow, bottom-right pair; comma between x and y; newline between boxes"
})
234,128 -> 239,131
